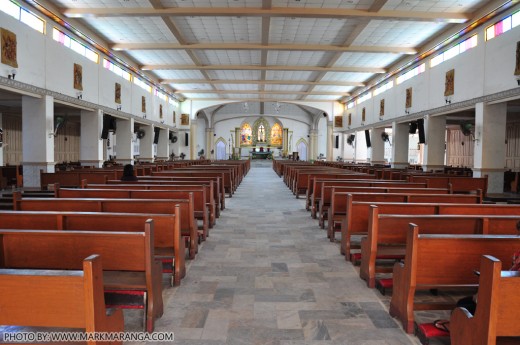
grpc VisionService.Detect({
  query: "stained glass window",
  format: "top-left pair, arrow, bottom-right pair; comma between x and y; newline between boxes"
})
271,123 -> 282,146
241,123 -> 252,145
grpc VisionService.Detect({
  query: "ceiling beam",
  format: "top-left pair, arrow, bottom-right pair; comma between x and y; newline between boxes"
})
260,0 -> 271,95
160,79 -> 364,87
142,64 -> 385,73
186,97 -> 338,102
63,7 -> 469,23
112,42 -> 416,54
175,90 -> 349,96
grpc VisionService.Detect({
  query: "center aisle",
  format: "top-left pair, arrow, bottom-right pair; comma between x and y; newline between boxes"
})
153,160 -> 418,345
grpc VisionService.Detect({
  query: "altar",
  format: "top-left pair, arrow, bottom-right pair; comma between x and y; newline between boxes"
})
250,151 -> 270,159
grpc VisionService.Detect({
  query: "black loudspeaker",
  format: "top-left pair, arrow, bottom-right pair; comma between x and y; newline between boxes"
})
417,118 -> 425,144
365,130 -> 371,148
153,127 -> 160,144
185,133 -> 189,146
409,122 -> 417,134
101,115 -> 110,139
335,135 -> 339,149
109,116 -> 117,132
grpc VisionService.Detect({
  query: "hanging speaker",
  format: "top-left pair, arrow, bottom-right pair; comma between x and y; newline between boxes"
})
409,122 -> 417,134
335,135 -> 339,149
153,127 -> 160,144
101,115 -> 110,139
365,130 -> 371,148
417,118 -> 425,144
185,132 -> 189,146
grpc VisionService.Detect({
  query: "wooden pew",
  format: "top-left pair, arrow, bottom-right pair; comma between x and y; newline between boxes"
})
450,255 -> 520,345
152,170 -> 230,201
408,176 -> 488,196
0,210 -> 184,286
0,226 -> 162,332
107,176 -> 224,212
0,254 -> 124,344
86,181 -> 217,227
341,201 -> 520,260
13,194 -> 198,260
389,225 -> 520,333
361,209 -> 520,288
56,187 -> 209,240
322,187 -> 451,232
40,170 -> 118,190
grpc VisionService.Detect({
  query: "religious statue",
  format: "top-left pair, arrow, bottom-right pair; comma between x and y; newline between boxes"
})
258,124 -> 266,142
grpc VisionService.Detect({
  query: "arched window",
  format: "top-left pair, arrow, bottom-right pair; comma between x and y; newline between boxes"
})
271,123 -> 282,146
241,123 -> 252,145
258,124 -> 266,142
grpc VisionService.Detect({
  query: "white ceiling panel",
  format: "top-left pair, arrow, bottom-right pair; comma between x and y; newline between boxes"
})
352,20 -> 448,48
171,84 -> 215,91
160,0 -> 262,7
321,72 -> 374,82
127,50 -> 194,65
182,93 -> 222,98
270,17 -> 359,45
266,94 -> 300,100
334,52 -> 401,68
272,0 -> 372,9
266,71 -> 318,81
205,70 -> 261,80
173,16 -> 261,44
83,17 -> 178,44
382,0 -> 483,13
313,85 -> 354,93
195,50 -> 261,65
304,95 -> 341,100
217,84 -> 260,91
53,0 -> 153,9
267,51 -> 335,67
264,85 -> 307,92
154,70 -> 206,80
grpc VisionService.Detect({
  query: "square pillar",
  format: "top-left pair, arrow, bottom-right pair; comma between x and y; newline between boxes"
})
22,95 -> 55,188
423,115 -> 446,171
370,128 -> 385,165
391,122 -> 409,169
80,109 -> 104,168
326,121 -> 333,160
115,118 -> 134,165
473,102 -> 507,194
139,124 -> 154,162
156,128 -> 169,161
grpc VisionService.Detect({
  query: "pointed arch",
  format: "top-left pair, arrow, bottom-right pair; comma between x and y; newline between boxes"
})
295,138 -> 309,161
215,137 -> 228,160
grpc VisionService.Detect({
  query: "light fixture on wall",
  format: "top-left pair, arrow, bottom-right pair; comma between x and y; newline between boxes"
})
243,102 -> 249,112
116,105 -> 122,111
516,75 -> 520,86
405,108 -> 410,115
76,91 -> 83,100
445,96 -> 452,104
7,69 -> 16,80
274,101 -> 282,113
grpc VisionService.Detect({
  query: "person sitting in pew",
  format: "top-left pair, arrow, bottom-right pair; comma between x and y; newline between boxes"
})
121,164 -> 138,181
432,250 -> 520,333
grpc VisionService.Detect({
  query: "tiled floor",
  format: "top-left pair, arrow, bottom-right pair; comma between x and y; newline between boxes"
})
130,160 -> 423,345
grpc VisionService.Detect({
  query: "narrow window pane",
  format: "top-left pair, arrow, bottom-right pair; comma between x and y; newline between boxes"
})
0,0 -> 20,19
20,9 -> 44,33
486,26 -> 495,40
70,39 -> 85,55
495,21 -> 503,36
85,49 -> 98,63
512,12 -> 520,28
502,16 -> 511,32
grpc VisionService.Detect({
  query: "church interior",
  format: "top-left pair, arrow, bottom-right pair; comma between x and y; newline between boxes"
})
1,0 -> 520,344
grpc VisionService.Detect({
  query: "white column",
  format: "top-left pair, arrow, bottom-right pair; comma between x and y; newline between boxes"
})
473,102 -> 507,194
156,128 -> 169,161
0,112 -> 3,167
22,95 -> 55,188
206,128 -> 214,159
115,118 -> 134,165
190,121 -> 198,160
423,115 -> 446,171
80,109 -> 103,168
326,121 -> 333,160
355,130 -> 368,163
309,129 -> 318,161
392,121 -> 410,169
370,127 -> 385,165
139,124 -> 154,162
